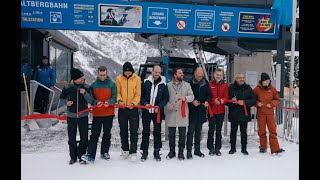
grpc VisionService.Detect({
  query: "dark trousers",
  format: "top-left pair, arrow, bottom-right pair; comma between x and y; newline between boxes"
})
67,116 -> 89,160
140,113 -> 162,151
168,127 -> 186,149
207,114 -> 224,150
34,86 -> 50,114
118,108 -> 139,154
230,121 -> 248,149
87,116 -> 114,158
186,121 -> 203,151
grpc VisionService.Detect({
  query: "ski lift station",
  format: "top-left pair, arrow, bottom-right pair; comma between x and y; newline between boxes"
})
21,0 -> 298,143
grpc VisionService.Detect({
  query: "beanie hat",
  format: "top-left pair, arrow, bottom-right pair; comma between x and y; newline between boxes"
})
260,72 -> 270,82
123,62 -> 134,73
71,68 -> 84,80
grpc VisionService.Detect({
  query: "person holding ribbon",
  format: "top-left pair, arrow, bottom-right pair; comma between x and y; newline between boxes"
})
207,68 -> 228,156
60,68 -> 93,165
140,65 -> 169,162
116,61 -> 141,161
253,72 -> 285,155
81,66 -> 117,163
164,67 -> 194,160
186,67 -> 211,159
226,73 -> 255,155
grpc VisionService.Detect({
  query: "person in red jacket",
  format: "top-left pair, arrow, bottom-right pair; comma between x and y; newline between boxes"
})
207,68 -> 228,156
81,66 -> 117,163
253,72 -> 285,155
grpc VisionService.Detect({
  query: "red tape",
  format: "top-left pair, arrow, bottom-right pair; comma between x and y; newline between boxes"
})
177,98 -> 187,118
21,114 -> 67,121
276,106 -> 299,110
222,98 -> 248,116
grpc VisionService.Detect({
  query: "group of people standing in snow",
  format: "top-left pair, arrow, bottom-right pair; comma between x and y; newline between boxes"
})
58,62 -> 284,165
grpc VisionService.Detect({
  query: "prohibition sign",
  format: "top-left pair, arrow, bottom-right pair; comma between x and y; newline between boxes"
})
221,22 -> 230,32
176,20 -> 186,30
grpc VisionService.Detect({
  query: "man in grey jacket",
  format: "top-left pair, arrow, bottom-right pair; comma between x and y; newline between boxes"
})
164,67 -> 194,160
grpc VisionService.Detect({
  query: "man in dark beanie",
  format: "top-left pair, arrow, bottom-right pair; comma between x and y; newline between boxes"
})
116,61 -> 141,161
60,67 -> 93,165
71,68 -> 84,81
253,72 -> 285,155
33,56 -> 56,113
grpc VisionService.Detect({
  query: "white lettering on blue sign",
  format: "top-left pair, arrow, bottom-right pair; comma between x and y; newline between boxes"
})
21,1 -> 68,9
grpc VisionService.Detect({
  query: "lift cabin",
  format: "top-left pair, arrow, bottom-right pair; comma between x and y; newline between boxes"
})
138,56 -> 221,82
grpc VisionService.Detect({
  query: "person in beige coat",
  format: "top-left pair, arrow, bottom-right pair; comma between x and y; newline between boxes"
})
165,67 -> 194,160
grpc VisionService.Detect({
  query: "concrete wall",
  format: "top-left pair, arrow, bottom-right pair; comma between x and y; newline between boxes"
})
232,52 -> 273,88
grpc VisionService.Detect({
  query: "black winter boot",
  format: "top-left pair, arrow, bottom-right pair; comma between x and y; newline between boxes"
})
178,148 -> 185,160
141,150 -> 148,162
241,148 -> 248,155
153,148 -> 161,161
186,150 -> 193,159
229,148 -> 236,154
209,147 -> 215,156
194,150 -> 205,157
166,148 -> 176,160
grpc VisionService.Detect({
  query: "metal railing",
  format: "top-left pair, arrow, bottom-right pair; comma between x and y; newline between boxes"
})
30,80 -> 55,114
276,98 -> 299,144
223,98 -> 299,144
53,86 -> 62,115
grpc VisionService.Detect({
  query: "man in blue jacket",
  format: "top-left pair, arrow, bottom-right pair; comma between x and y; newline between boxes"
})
140,65 -> 169,162
33,56 -> 56,114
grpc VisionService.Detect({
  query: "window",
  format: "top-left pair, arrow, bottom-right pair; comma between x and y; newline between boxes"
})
50,43 -> 71,83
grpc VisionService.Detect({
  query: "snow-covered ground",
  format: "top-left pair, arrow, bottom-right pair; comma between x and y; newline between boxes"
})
21,120 -> 299,180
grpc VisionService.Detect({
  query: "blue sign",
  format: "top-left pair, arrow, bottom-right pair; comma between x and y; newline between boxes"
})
21,0 -> 279,39
147,7 -> 168,29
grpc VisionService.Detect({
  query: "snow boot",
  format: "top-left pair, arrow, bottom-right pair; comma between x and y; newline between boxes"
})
178,148 -> 185,160
166,148 -> 176,160
153,148 -> 161,161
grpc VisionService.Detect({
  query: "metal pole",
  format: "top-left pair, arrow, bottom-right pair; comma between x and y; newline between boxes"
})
289,0 -> 297,102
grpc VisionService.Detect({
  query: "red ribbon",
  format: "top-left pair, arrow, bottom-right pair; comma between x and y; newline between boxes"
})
21,103 -> 161,123
276,106 -> 299,110
207,105 -> 214,117
133,105 -> 161,123
222,98 -> 248,116
177,98 -> 187,118
21,114 -> 67,121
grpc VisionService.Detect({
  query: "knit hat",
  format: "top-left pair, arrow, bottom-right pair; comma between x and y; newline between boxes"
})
260,72 -> 270,82
71,68 -> 84,80
123,62 -> 134,73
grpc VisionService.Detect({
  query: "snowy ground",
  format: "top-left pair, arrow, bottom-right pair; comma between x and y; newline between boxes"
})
21,120 -> 299,180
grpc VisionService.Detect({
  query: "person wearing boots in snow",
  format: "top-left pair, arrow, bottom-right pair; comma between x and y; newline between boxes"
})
140,65 -> 169,162
60,68 -> 93,165
116,62 -> 141,161
227,73 -> 255,155
186,67 -> 211,159
253,72 -> 285,155
81,66 -> 117,163
33,56 -> 56,114
165,67 -> 194,160
207,68 -> 228,156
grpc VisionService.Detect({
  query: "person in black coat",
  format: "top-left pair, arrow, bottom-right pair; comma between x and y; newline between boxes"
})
60,68 -> 93,165
226,73 -> 256,155
140,65 -> 169,162
186,67 -> 212,159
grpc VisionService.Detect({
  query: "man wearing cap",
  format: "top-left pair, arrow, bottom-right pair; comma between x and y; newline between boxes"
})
81,66 -> 117,163
60,68 -> 93,165
116,62 -> 141,161
33,56 -> 56,113
253,72 -> 285,155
